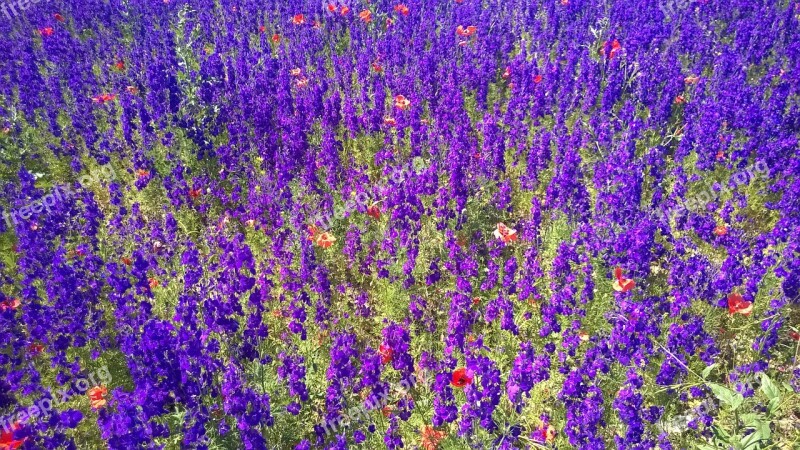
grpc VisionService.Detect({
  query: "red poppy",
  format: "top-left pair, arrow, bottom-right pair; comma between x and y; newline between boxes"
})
315,232 -> 336,249
306,224 -> 320,241
502,67 -> 511,80
394,95 -> 411,110
87,386 -> 108,409
716,151 -> 726,161
121,257 -> 132,266
340,6 -> 350,15
366,204 -> 381,220
327,3 -> 336,12
0,422 -> 25,450
727,292 -> 753,316
38,27 -> 54,37
189,188 -> 201,199
291,14 -> 305,25
295,77 -> 309,88
381,405 -> 394,417
384,116 -> 396,127
421,426 -> 447,450
259,25 -> 266,33
126,85 -> 138,94
493,222 -> 518,244
271,34 -> 281,43
379,343 -> 393,364
612,267 -> 635,292
609,40 -> 622,58
451,367 -> 473,388
600,39 -> 622,59
290,68 -> 302,77
394,4 -> 410,15
674,95 -> 685,104
359,10 -> 373,23
91,93 -> 116,104
136,168 -> 149,178
472,297 -> 480,306
53,13 -> 65,22
68,248 -> 86,259
456,25 -> 477,37
148,278 -> 159,289
534,424 -> 557,443
112,60 -> 125,71
533,74 -> 543,83
27,343 -> 44,356
0,298 -> 20,311
789,330 -> 800,341
684,75 -> 699,84
311,20 -> 321,29
372,62 -> 383,73
713,225 -> 728,236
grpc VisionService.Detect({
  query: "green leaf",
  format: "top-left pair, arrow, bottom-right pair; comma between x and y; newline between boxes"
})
767,397 -> 781,416
702,363 -> 718,379
739,413 -> 760,426
709,383 -> 744,411
757,420 -> 771,441
759,373 -> 780,401
696,445 -> 719,450
740,430 -> 763,449
711,424 -> 733,442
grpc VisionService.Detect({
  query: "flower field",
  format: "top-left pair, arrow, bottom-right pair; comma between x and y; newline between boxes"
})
1,0 -> 800,449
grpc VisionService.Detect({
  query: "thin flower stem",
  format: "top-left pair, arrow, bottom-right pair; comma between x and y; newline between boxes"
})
616,313 -> 704,381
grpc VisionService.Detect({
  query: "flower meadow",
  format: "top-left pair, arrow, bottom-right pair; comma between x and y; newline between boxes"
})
1,0 -> 799,449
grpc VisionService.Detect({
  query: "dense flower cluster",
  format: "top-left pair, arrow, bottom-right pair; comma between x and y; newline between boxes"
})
0,0 -> 798,449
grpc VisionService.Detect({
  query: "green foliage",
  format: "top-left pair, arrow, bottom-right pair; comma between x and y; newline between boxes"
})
695,372 -> 798,450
